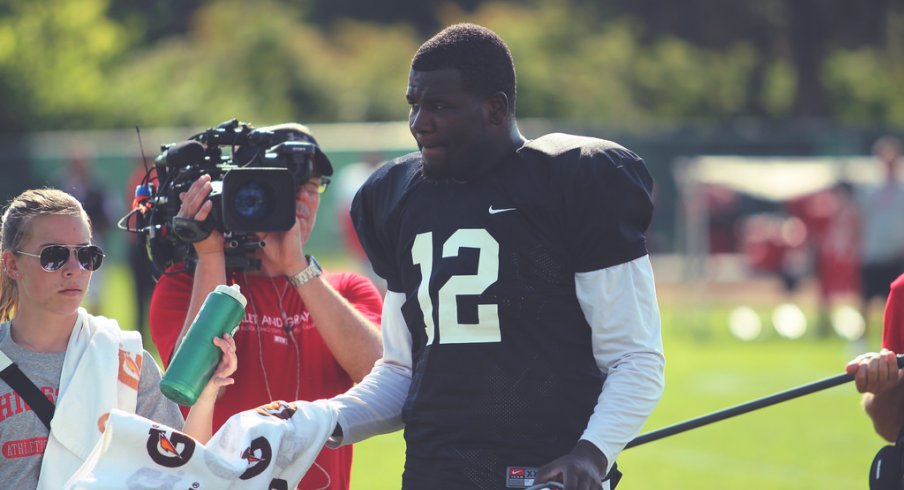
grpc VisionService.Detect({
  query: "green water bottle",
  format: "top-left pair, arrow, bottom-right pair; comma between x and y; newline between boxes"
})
160,284 -> 247,406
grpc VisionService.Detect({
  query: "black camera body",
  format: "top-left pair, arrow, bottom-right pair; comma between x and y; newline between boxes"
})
127,119 -> 325,274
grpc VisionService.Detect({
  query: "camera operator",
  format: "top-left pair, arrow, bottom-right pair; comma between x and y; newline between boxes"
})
148,123 -> 383,490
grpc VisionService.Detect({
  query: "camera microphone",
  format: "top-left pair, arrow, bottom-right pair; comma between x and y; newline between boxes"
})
157,140 -> 205,168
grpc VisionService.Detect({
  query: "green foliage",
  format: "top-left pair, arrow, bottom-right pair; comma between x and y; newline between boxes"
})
318,20 -> 417,122
761,60 -> 796,117
824,47 -> 904,125
96,0 -> 415,127
0,0 -> 129,129
1,0 -> 903,129
100,0 -> 330,127
449,2 -> 770,126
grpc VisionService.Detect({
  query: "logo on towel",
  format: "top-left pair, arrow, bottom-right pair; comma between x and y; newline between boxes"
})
255,400 -> 297,420
239,437 -> 273,480
146,426 -> 196,468
97,412 -> 110,434
268,479 -> 289,490
118,348 -> 142,390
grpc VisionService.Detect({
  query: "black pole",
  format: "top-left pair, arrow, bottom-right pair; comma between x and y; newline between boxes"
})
625,354 -> 904,449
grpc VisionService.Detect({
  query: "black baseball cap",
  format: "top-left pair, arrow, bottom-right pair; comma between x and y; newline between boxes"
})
261,122 -> 334,176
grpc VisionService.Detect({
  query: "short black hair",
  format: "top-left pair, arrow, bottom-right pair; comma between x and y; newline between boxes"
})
412,23 -> 517,114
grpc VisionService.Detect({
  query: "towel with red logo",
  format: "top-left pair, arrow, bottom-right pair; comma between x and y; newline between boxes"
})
64,399 -> 336,489
38,308 -> 142,490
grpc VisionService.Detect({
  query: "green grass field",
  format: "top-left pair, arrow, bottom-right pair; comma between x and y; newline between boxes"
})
98,262 -> 886,490
347,335 -> 880,489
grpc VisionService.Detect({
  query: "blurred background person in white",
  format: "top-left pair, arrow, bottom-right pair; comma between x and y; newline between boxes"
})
856,136 -> 904,343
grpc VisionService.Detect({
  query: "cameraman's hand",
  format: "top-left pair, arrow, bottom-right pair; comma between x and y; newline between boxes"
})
257,218 -> 307,277
178,174 -> 224,256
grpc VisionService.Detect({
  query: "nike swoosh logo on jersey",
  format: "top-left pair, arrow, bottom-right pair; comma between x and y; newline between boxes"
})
488,206 -> 517,214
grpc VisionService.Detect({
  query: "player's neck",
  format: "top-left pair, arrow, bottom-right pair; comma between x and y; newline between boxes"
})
507,124 -> 526,149
469,131 -> 525,180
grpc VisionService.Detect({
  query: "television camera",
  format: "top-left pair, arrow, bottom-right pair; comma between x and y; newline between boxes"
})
121,119 -> 333,275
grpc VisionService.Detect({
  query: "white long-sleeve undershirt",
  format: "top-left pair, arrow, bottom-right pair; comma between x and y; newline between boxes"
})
327,290 -> 409,446
576,254 -> 665,473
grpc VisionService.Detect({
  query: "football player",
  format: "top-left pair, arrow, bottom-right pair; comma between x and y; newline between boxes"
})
327,23 -> 665,490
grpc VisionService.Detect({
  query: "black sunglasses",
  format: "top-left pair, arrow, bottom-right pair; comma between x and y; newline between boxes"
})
16,245 -> 105,272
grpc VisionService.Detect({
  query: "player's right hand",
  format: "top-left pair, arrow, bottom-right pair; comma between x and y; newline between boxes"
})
535,440 -> 607,490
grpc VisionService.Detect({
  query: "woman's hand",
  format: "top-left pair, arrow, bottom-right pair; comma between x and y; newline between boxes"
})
200,332 -> 237,400
182,333 -> 237,444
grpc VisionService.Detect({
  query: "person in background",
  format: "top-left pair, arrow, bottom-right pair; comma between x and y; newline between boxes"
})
815,181 -> 860,336
0,188 -> 236,490
149,123 -> 383,490
785,181 -> 860,337
325,23 -> 665,489
856,136 -> 904,340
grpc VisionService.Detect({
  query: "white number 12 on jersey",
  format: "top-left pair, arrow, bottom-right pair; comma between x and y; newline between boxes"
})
411,229 -> 501,344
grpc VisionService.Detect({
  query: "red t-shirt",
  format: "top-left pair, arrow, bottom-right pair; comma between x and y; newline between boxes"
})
881,273 -> 904,352
150,267 -> 383,490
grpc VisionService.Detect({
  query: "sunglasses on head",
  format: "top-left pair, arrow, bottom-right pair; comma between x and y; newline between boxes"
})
16,245 -> 105,272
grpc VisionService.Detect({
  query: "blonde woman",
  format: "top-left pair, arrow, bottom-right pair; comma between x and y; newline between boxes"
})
0,188 -> 236,489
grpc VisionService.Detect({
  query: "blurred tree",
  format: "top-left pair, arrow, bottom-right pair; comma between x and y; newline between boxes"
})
0,0 -> 129,130
304,0 -> 482,35
0,0 -> 902,130
569,0 -> 898,119
99,0 -> 333,127
107,0 -> 205,44
321,20 -> 417,121
99,0 -> 415,127
448,1 -> 760,125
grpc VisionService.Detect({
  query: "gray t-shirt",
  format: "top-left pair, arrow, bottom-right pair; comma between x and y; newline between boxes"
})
0,322 -> 184,489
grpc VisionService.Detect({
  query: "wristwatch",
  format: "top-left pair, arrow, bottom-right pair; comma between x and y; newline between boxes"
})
287,255 -> 322,287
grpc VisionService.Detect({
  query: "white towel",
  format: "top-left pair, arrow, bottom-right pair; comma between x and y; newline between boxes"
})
64,399 -> 338,489
38,308 -> 143,490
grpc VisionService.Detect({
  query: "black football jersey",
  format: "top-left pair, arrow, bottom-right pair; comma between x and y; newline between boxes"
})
351,133 -> 654,489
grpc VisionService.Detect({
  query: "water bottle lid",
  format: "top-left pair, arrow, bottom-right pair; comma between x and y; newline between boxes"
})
215,284 -> 247,308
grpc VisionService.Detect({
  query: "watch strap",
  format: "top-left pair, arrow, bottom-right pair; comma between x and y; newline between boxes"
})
287,255 -> 322,287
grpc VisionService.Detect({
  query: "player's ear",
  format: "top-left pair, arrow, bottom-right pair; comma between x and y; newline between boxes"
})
484,92 -> 509,126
